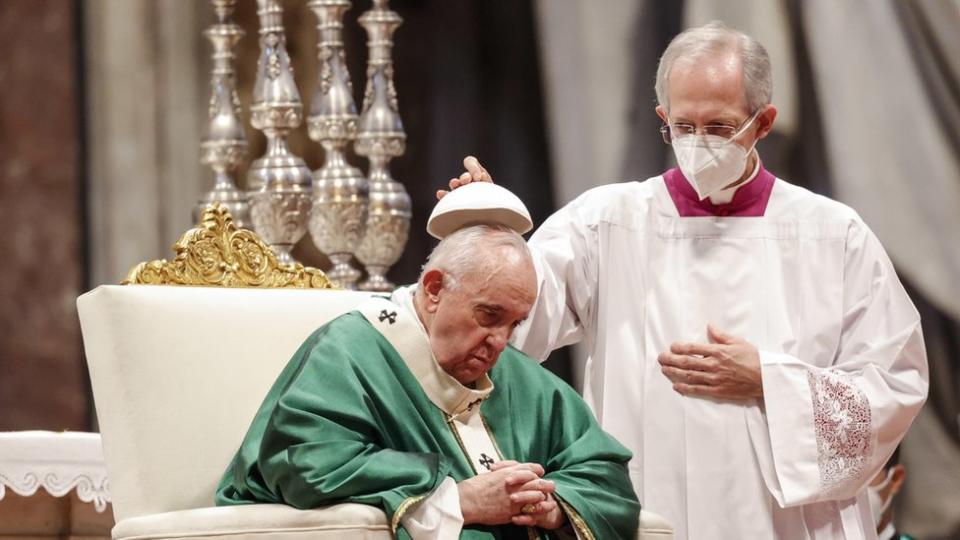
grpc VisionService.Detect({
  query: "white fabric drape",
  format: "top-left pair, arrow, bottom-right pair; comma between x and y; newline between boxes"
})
801,0 -> 960,321
533,0 -> 642,206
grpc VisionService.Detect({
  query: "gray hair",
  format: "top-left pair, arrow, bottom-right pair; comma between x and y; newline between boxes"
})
655,21 -> 772,114
420,224 -> 531,290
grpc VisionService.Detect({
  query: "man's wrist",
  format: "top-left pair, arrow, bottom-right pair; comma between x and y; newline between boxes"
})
457,483 -> 477,525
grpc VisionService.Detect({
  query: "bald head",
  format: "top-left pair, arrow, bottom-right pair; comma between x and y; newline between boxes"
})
419,224 -> 535,293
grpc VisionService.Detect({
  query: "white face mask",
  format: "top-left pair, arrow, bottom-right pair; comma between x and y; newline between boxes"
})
867,468 -> 894,529
670,111 -> 761,201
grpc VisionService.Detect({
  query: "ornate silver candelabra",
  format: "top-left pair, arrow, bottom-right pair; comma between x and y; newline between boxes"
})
247,0 -> 313,265
306,0 -> 368,289
354,0 -> 411,292
196,0 -> 250,229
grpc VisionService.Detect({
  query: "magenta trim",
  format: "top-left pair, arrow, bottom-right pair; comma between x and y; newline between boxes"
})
663,164 -> 775,217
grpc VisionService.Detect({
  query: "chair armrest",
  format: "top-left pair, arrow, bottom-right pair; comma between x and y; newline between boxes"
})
112,502 -> 672,540
639,509 -> 674,539
112,503 -> 392,540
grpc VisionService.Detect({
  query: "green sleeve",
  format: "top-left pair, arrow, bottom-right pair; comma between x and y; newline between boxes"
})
217,316 -> 450,531
483,351 -> 640,538
541,382 -> 640,539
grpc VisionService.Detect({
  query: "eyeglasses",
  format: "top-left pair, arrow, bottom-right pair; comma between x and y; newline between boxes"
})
659,111 -> 760,144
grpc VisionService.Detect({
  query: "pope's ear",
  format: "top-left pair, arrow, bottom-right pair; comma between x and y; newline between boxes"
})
421,269 -> 444,302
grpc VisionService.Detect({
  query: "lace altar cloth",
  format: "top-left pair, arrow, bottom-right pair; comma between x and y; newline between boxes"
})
0,431 -> 110,512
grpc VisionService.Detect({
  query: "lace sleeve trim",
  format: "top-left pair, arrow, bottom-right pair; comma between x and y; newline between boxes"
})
807,371 -> 873,493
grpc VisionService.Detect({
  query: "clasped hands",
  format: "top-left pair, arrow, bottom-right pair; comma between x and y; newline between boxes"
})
458,460 -> 565,530
658,324 -> 764,400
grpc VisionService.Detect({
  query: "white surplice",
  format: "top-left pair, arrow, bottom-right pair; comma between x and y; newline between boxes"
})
513,175 -> 929,539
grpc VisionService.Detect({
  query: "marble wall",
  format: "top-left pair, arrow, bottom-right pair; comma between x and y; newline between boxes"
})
0,1 -> 88,430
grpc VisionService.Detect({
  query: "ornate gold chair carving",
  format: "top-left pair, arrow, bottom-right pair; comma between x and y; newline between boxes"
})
123,204 -> 332,289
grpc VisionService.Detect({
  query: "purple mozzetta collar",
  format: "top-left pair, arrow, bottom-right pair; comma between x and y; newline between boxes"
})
663,164 -> 775,217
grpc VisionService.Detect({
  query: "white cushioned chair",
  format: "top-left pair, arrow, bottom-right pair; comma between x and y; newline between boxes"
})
77,206 -> 672,539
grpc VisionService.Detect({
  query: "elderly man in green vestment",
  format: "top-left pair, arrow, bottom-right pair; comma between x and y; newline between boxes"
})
215,224 -> 640,539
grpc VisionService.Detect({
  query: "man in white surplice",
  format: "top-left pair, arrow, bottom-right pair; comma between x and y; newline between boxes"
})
440,21 -> 929,540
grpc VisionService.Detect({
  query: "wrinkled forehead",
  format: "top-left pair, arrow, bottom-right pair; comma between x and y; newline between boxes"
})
458,256 -> 537,307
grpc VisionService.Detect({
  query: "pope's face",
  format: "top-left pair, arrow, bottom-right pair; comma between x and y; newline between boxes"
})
422,253 -> 537,385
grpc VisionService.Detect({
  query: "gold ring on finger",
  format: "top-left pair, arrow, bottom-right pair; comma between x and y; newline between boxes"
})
521,504 -> 537,514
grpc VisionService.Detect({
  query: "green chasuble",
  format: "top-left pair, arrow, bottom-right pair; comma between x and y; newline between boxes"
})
216,292 -> 639,539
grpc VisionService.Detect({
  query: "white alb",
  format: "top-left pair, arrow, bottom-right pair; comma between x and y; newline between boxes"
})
513,175 -> 928,540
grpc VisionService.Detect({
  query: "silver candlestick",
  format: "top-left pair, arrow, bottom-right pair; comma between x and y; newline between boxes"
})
354,0 -> 410,292
306,0 -> 368,289
196,0 -> 250,229
247,0 -> 313,265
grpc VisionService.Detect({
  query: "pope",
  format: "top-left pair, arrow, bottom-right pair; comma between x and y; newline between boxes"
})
216,221 -> 641,539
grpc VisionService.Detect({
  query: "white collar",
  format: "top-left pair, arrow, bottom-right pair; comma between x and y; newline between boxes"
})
708,149 -> 760,205
381,285 -> 494,418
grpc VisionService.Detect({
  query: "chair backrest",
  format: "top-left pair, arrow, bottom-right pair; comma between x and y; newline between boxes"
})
77,284 -> 374,522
